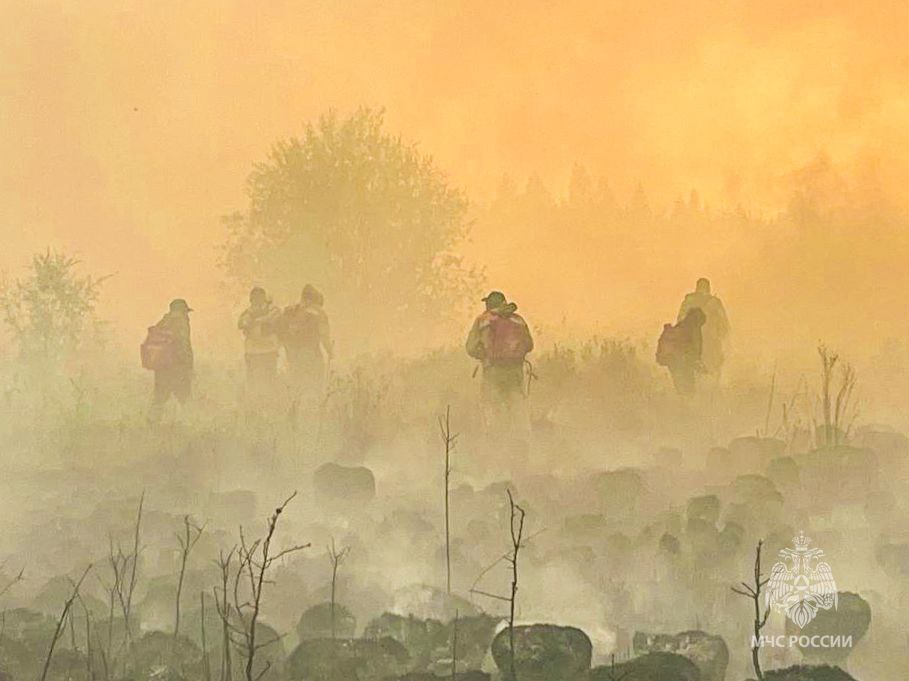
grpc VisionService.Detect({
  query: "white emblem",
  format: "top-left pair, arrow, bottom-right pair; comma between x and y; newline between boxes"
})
766,531 -> 838,629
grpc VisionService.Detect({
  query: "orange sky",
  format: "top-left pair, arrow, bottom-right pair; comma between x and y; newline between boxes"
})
3,0 -> 909,357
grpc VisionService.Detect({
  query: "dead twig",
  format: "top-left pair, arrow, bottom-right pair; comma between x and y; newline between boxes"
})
214,492 -> 310,681
174,515 -> 206,639
0,564 -> 24,600
39,564 -> 92,681
731,540 -> 771,681
327,538 -> 350,641
439,405 -> 458,594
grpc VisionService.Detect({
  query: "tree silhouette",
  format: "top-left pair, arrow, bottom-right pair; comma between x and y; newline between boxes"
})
222,107 -> 480,345
1,249 -> 106,364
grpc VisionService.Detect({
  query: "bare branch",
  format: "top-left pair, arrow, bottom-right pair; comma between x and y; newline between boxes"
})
732,540 -> 768,681
268,543 -> 312,564
468,588 -> 511,603
0,565 -> 25,599
40,564 -> 92,681
216,493 -> 308,681
174,515 -> 206,639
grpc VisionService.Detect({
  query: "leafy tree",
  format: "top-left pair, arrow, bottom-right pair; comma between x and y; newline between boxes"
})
222,107 -> 481,347
0,249 -> 106,364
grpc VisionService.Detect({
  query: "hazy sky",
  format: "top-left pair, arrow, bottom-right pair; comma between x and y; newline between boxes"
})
3,0 -> 909,355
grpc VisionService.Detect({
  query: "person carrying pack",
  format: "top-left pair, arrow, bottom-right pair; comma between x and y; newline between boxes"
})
466,291 -> 534,450
677,277 -> 730,375
656,307 -> 706,396
280,284 -> 332,399
238,287 -> 282,399
144,298 -> 194,421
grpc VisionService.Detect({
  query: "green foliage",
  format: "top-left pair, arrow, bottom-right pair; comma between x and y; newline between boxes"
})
222,107 -> 481,344
0,250 -> 105,364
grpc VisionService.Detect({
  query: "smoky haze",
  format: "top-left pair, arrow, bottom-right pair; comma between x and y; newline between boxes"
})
2,5 -> 909,681
3,0 -> 909,361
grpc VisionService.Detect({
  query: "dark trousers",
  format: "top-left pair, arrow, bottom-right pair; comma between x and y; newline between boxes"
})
481,363 -> 530,441
153,367 -> 191,404
150,367 -> 191,422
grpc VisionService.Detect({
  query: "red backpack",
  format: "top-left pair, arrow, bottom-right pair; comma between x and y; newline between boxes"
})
280,306 -> 321,348
141,325 -> 176,370
484,314 -> 530,362
655,322 -> 686,366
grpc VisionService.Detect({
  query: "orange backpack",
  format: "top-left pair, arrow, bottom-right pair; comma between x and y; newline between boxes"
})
140,325 -> 176,370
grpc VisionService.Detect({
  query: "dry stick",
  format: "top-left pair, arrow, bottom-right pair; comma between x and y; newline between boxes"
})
469,496 -> 534,679
731,540 -> 771,681
214,548 -> 235,681
451,608 -> 459,681
214,492 -> 309,681
93,601 -> 111,681
221,547 -> 250,655
174,515 -> 205,639
201,591 -> 212,681
95,577 -> 114,681
69,606 -> 77,653
0,567 -> 21,666
112,545 -> 130,655
77,594 -> 96,681
245,493 -> 306,681
98,538 -> 122,676
328,538 -> 350,641
438,405 -> 458,595
834,363 -> 857,445
0,564 -> 24,600
762,366 -> 776,437
506,489 -> 526,681
96,515 -> 137,674
39,564 -> 92,681
817,345 -> 838,447
85,610 -> 95,681
780,377 -> 805,452
466,514 -> 541,681
468,527 -> 545,604
119,491 -> 145,653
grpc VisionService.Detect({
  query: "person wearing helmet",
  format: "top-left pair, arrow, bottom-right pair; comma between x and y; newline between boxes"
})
238,287 -> 282,400
466,290 -> 534,451
148,298 -> 194,422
